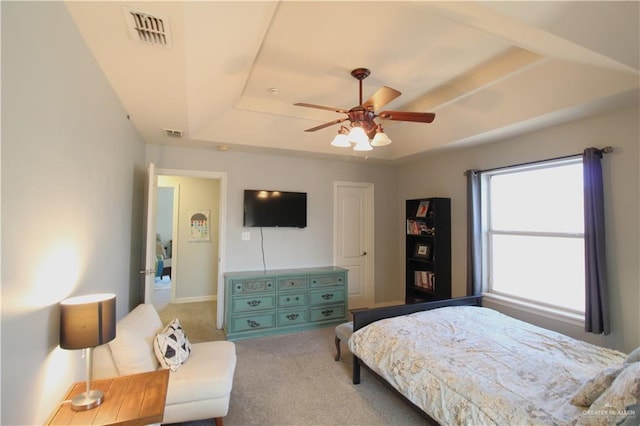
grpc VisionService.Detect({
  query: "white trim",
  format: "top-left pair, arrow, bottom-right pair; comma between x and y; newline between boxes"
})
156,168 -> 228,329
481,159 -> 586,316
372,300 -> 404,308
482,292 -> 585,328
173,295 -> 217,304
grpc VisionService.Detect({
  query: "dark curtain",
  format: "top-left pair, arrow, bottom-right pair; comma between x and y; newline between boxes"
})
466,170 -> 482,296
583,148 -> 609,334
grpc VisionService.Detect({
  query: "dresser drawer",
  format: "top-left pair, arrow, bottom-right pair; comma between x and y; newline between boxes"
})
277,308 -> 309,326
309,273 -> 346,288
277,275 -> 308,290
225,267 -> 348,340
309,288 -> 345,306
232,294 -> 275,313
231,278 -> 275,295
278,292 -> 307,308
229,312 -> 276,332
309,305 -> 345,322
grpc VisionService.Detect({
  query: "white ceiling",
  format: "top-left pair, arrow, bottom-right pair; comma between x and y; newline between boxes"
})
65,1 -> 639,163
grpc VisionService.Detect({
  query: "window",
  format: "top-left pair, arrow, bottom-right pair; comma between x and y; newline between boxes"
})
482,158 -> 585,316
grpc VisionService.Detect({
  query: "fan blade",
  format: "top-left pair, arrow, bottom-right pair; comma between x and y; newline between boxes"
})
294,103 -> 349,114
304,117 -> 348,132
362,86 -> 401,110
378,111 -> 436,123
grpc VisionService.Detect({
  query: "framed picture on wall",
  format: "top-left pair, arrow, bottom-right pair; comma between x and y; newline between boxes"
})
414,243 -> 431,259
188,210 -> 210,242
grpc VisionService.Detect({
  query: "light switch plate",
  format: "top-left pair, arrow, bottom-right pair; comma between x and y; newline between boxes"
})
241,231 -> 250,241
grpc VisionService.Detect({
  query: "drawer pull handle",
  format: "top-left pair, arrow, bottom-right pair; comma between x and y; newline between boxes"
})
322,293 -> 334,300
247,300 -> 261,307
286,313 -> 299,321
321,309 -> 334,317
247,320 -> 260,328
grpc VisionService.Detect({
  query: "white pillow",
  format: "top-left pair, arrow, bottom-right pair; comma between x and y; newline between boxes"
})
154,318 -> 192,372
108,304 -> 163,375
625,346 -> 640,364
578,362 -> 640,425
570,365 -> 625,406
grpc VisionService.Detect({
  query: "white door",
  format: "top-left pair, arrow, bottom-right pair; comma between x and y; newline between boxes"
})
142,163 -> 158,303
334,181 -> 374,310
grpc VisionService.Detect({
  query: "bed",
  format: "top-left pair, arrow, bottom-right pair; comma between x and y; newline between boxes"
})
349,296 -> 639,425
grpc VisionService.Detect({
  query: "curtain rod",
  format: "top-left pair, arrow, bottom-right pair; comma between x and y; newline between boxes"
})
464,146 -> 613,176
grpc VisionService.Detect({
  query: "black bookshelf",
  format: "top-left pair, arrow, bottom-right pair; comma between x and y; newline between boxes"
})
405,197 -> 451,303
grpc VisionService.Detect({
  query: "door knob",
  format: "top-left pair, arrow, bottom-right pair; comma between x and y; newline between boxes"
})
362,251 -> 367,256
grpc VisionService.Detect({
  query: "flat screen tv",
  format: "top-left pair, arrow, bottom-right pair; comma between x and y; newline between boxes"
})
243,190 -> 307,228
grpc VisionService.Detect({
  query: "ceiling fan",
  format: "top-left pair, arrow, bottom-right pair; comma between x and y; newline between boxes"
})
294,68 -> 435,150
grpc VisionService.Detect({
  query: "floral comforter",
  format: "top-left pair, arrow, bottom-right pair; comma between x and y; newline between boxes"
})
348,306 -> 625,425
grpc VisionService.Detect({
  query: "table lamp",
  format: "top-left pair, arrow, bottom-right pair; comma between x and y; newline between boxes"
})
59,293 -> 116,411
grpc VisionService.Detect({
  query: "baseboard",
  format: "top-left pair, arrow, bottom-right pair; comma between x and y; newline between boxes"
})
373,300 -> 404,308
173,295 -> 217,304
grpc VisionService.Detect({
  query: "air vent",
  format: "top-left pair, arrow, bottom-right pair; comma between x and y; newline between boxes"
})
163,128 -> 182,138
124,8 -> 172,47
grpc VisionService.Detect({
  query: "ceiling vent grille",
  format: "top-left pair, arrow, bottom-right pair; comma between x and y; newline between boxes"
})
163,128 -> 183,138
124,8 -> 172,47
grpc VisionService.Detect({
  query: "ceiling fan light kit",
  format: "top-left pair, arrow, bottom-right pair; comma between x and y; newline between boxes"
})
371,125 -> 391,147
330,126 -> 351,148
295,68 -> 435,153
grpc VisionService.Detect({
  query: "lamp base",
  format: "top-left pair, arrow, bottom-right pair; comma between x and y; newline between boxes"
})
70,389 -> 104,411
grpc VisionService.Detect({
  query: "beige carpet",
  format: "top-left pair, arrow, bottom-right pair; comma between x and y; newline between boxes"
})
158,301 -> 226,343
166,325 -> 427,426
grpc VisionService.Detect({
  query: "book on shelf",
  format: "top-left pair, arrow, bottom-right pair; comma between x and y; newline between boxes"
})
414,271 -> 436,292
407,219 -> 432,235
416,200 -> 430,217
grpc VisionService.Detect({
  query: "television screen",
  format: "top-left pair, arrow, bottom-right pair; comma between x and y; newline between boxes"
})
243,190 -> 307,228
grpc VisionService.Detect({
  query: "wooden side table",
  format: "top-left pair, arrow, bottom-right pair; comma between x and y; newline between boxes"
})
47,369 -> 169,425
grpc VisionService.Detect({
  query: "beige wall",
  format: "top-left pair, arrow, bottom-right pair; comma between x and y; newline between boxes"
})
158,175 -> 221,301
398,104 -> 640,353
146,146 -> 402,304
2,2 -> 146,424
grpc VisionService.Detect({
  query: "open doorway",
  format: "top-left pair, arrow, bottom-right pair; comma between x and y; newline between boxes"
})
144,168 -> 228,331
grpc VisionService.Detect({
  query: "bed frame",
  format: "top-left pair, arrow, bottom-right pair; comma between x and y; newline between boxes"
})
350,295 -> 483,423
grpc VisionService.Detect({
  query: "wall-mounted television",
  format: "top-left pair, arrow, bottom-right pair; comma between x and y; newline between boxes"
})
243,190 -> 307,228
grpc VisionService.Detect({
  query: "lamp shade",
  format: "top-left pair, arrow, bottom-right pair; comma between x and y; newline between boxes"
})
371,129 -> 392,147
60,294 -> 116,350
347,126 -> 369,145
331,133 -> 350,148
353,138 -> 373,151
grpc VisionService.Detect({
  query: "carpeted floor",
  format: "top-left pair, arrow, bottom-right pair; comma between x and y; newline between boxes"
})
165,326 -> 427,426
158,300 -> 226,343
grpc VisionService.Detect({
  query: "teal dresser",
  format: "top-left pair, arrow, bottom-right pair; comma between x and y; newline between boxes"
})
224,266 -> 348,341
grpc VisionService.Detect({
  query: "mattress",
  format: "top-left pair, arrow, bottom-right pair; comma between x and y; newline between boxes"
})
348,306 -> 626,425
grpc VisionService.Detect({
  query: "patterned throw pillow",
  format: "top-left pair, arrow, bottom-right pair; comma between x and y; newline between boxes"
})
154,318 -> 192,372
577,362 -> 640,425
570,365 -> 625,406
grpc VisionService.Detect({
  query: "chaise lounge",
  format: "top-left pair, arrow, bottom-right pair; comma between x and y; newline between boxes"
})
93,304 -> 236,425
